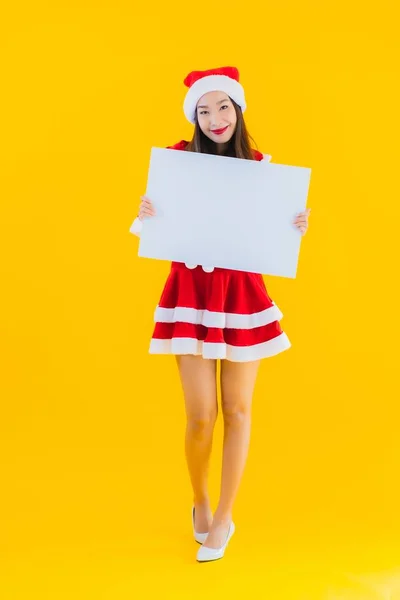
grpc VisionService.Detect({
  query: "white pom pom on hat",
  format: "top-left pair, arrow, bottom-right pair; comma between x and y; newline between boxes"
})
183,66 -> 247,124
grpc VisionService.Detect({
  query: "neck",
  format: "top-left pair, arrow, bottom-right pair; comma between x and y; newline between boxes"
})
216,142 -> 230,155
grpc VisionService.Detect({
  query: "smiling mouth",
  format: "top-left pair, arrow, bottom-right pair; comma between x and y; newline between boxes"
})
211,126 -> 229,135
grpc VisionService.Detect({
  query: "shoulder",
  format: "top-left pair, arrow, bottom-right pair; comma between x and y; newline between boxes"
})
253,149 -> 272,162
166,140 -> 189,150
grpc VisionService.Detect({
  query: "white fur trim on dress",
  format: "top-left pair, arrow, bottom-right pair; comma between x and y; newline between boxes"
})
154,303 -> 283,330
129,217 -> 143,236
183,75 -> 246,124
149,333 -> 291,362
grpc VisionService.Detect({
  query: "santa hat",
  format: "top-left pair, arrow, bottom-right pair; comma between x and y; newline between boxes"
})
183,66 -> 247,124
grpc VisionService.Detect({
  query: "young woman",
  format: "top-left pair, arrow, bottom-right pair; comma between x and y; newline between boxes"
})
130,66 -> 311,562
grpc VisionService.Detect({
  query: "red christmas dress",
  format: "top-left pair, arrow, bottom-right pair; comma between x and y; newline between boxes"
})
131,140 -> 291,362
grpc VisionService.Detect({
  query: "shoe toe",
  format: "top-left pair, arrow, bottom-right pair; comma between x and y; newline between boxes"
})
197,544 -> 223,562
196,522 -> 235,562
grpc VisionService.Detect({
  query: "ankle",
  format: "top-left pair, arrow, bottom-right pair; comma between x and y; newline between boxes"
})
193,497 -> 211,509
212,510 -> 232,525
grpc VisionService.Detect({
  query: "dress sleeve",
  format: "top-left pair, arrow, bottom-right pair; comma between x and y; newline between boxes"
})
129,217 -> 143,237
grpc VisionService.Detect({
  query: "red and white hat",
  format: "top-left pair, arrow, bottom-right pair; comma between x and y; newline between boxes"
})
183,66 -> 247,124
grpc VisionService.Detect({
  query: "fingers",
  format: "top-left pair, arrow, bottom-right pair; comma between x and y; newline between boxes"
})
140,196 -> 155,210
140,205 -> 154,215
293,219 -> 307,229
138,196 -> 156,220
293,208 -> 311,230
293,208 -> 311,220
293,210 -> 310,235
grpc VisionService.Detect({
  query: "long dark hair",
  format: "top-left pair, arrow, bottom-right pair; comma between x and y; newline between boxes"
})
186,99 -> 258,160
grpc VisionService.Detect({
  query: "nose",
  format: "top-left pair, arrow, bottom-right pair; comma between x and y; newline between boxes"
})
210,111 -> 223,128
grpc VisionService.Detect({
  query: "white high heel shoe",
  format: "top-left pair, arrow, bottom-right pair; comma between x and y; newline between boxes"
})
192,506 -> 209,544
196,521 -> 235,562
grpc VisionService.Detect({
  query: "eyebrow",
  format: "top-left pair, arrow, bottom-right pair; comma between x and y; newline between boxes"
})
197,98 -> 230,109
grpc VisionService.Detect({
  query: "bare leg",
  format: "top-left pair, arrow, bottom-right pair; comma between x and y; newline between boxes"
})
176,355 -> 218,534
202,359 -> 260,548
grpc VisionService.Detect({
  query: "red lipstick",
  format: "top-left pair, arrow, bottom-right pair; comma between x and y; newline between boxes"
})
211,126 -> 229,135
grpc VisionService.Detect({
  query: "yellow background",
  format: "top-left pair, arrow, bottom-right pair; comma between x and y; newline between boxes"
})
1,1 -> 400,598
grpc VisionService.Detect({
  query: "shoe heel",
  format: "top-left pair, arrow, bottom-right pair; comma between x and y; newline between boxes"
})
192,506 -> 208,544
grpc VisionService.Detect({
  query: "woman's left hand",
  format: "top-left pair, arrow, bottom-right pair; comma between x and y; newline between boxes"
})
293,208 -> 311,235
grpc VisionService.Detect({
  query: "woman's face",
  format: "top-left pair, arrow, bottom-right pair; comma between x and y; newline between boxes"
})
196,90 -> 237,144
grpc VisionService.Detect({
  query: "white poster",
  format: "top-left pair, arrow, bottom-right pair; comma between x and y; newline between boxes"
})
138,147 -> 311,278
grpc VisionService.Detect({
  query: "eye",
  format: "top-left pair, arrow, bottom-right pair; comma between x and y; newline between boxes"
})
220,105 -> 229,110
199,110 -> 208,115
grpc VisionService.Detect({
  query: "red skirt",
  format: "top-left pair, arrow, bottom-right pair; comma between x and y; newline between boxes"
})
149,262 -> 291,362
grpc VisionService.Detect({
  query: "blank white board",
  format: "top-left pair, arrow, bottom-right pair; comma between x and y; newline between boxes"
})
138,147 -> 311,278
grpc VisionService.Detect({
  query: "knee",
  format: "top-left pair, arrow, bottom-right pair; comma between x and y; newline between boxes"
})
187,410 -> 217,438
222,404 -> 251,428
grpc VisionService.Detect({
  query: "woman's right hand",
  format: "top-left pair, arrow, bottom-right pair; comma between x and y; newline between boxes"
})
138,196 -> 156,221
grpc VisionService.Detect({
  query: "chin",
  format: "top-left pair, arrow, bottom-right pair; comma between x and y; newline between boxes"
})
211,131 -> 234,143
218,135 -> 234,144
